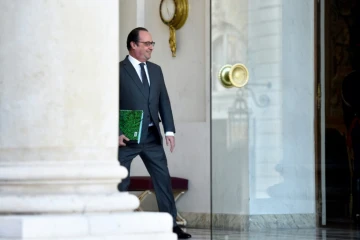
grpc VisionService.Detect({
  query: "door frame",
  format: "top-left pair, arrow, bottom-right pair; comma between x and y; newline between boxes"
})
315,0 -> 329,227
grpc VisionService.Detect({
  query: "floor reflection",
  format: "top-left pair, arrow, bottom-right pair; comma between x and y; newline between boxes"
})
189,227 -> 360,240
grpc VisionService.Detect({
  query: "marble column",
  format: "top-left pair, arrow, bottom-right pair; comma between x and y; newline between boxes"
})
0,0 -> 175,239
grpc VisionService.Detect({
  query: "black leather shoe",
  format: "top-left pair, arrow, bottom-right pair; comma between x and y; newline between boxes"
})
173,226 -> 192,239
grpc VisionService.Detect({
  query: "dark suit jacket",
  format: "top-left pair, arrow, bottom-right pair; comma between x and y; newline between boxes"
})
119,55 -> 175,144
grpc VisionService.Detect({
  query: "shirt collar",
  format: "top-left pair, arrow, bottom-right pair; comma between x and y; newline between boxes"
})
128,55 -> 146,68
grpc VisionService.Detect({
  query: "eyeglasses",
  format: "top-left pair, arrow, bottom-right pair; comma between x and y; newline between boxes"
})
138,41 -> 155,47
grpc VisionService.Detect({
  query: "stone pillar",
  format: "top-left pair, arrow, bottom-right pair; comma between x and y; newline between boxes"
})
0,0 -> 175,239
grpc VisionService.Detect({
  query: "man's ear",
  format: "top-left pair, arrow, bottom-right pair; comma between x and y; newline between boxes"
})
130,41 -> 137,49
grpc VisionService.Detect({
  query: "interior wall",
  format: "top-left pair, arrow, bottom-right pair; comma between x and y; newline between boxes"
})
119,0 -> 210,214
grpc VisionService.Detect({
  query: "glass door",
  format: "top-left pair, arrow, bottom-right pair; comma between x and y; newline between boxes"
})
211,0 -> 317,236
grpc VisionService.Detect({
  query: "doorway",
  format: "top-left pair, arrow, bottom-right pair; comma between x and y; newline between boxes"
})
210,0 -> 360,234
322,0 -> 360,226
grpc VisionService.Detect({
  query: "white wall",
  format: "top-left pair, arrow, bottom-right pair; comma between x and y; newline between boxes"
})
119,0 -> 211,214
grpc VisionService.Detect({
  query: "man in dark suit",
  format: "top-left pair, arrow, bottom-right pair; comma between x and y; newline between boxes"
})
118,27 -> 191,239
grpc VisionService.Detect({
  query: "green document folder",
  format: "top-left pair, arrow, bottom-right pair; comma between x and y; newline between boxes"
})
119,110 -> 143,144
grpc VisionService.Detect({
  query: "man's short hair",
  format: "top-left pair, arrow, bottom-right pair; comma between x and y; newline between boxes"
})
127,27 -> 148,50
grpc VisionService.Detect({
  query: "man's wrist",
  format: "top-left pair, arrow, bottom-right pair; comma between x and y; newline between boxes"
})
165,131 -> 174,136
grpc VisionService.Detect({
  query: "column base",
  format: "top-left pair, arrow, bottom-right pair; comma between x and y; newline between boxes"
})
0,212 -> 176,240
0,193 -> 140,213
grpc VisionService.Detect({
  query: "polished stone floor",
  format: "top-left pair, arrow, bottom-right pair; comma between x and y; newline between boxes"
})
187,227 -> 360,240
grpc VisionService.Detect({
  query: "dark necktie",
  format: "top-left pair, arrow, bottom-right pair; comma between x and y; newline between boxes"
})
139,63 -> 150,95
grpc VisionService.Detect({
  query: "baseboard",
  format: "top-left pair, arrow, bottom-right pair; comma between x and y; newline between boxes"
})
179,212 -> 316,230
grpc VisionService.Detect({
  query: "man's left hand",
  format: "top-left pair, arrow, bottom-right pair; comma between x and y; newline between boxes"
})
165,136 -> 175,152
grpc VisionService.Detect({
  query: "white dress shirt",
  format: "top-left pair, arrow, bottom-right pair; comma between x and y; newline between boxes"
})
128,55 -> 150,85
127,55 -> 174,137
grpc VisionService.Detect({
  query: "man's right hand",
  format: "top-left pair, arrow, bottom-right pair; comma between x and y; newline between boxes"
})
119,134 -> 129,146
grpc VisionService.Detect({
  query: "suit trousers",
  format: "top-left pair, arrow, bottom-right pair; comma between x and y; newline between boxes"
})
118,126 -> 178,226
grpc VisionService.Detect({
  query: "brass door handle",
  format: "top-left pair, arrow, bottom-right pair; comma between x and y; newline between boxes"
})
218,63 -> 249,88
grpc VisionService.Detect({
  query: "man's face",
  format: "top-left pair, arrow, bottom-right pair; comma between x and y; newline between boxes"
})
131,30 -> 153,62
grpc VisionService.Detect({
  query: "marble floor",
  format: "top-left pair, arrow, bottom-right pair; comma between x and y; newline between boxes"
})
187,227 -> 360,240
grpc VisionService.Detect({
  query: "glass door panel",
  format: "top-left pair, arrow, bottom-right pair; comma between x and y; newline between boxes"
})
211,0 -> 316,236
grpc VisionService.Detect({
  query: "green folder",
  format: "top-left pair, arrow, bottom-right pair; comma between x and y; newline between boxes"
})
119,110 -> 143,144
